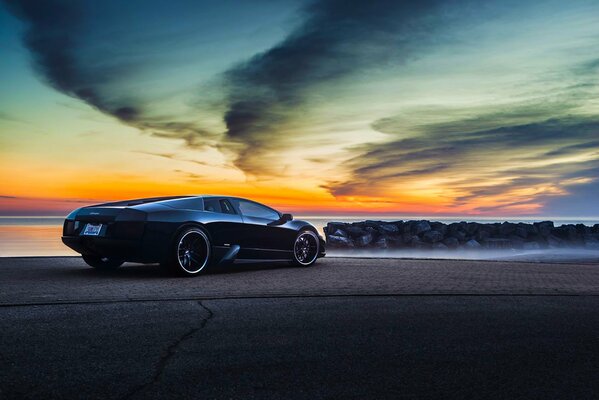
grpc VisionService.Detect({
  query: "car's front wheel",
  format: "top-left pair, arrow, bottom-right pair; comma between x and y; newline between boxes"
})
82,254 -> 124,270
166,227 -> 212,276
292,230 -> 319,266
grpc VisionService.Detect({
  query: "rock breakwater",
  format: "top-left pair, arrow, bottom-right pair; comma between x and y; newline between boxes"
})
324,220 -> 599,250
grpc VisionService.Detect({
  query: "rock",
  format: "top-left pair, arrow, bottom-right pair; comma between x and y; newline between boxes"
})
465,223 -> 479,235
409,235 -> 429,249
476,229 -> 492,241
401,233 -> 414,244
464,239 -> 482,249
364,226 -> 378,234
325,222 -> 349,235
514,225 -> 528,239
499,222 -> 517,236
432,242 -> 448,250
409,235 -> 420,243
451,230 -> 467,242
344,225 -> 366,238
324,219 -> 596,251
363,220 -> 382,227
430,222 -> 448,235
422,230 -> 444,243
442,237 -> 459,248
413,221 -> 431,235
554,225 -> 579,242
356,233 -> 374,247
547,235 -> 563,248
326,235 -> 353,247
378,223 -> 400,234
534,221 -> 554,237
448,222 -> 462,233
526,234 -> 545,245
577,223 -> 591,235
385,236 -> 405,248
374,237 -> 389,248
332,229 -> 347,237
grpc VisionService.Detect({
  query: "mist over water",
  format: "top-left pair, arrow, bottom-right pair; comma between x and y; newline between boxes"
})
326,248 -> 599,264
1,216 -> 599,261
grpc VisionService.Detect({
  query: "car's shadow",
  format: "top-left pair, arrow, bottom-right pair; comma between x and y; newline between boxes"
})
66,260 -> 297,279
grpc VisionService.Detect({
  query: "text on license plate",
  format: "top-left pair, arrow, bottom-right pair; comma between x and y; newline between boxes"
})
83,223 -> 102,236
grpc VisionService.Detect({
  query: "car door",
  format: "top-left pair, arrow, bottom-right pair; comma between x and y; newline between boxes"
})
230,198 -> 290,258
201,197 -> 243,247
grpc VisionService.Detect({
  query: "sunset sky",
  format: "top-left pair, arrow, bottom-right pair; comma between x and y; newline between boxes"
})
1,0 -> 599,216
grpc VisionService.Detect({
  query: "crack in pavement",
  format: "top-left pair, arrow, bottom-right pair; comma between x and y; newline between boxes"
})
120,301 -> 214,400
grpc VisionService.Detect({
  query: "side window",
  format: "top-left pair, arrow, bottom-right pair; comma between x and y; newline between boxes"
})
203,198 -> 222,213
237,200 -> 280,220
220,199 -> 236,214
161,198 -> 204,211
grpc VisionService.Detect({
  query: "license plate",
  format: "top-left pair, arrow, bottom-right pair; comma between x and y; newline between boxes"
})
82,223 -> 102,236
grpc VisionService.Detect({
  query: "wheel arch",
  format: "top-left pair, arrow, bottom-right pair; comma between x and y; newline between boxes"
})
297,224 -> 318,234
170,221 -> 212,245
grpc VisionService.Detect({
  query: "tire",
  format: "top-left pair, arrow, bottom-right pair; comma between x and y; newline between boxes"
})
82,254 -> 124,270
292,230 -> 320,267
165,227 -> 212,276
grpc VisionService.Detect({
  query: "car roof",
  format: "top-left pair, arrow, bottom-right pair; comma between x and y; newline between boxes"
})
191,195 -> 245,200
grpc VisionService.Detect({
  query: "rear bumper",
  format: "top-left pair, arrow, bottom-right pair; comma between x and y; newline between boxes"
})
62,236 -> 145,261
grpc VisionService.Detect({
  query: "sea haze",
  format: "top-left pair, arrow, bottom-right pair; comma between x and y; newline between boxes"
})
2,216 -> 599,258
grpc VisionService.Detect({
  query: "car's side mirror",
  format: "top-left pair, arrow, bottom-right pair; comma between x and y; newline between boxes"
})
268,213 -> 293,226
281,213 -> 293,222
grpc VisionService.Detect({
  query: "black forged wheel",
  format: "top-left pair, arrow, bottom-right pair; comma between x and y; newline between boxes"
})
292,230 -> 320,267
166,227 -> 212,276
82,254 -> 124,270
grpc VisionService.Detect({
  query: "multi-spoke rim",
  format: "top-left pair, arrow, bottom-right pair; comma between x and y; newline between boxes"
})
177,229 -> 210,274
294,231 -> 319,265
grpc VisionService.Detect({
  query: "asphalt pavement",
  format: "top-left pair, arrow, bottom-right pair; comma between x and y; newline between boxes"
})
1,257 -> 598,399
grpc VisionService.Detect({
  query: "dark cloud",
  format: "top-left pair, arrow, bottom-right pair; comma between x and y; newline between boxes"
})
133,151 -> 177,160
222,0 -> 460,174
328,114 -> 599,212
544,141 -> 599,157
4,0 -> 216,146
173,169 -> 206,181
370,103 -> 571,136
3,0 -> 132,120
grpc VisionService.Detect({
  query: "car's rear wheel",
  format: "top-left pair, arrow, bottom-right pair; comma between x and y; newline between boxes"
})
82,254 -> 124,270
166,227 -> 211,276
292,230 -> 319,266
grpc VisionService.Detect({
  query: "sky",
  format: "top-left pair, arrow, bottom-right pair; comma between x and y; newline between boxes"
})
0,0 -> 598,217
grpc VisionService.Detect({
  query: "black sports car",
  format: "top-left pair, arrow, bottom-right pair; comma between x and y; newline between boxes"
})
62,195 -> 325,275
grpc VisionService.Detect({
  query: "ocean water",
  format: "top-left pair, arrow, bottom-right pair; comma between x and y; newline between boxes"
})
1,216 -> 598,257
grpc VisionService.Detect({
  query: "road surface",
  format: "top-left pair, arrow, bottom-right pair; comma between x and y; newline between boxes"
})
1,257 -> 598,399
